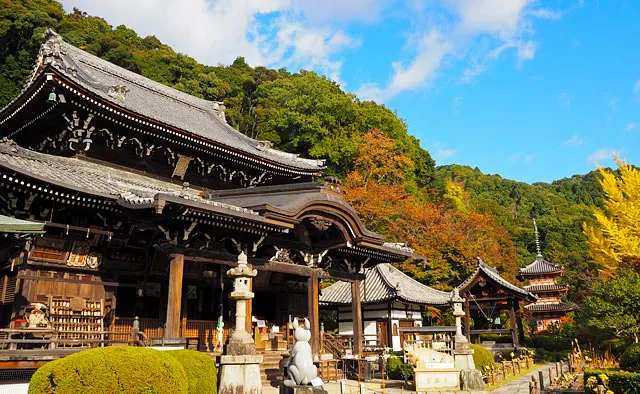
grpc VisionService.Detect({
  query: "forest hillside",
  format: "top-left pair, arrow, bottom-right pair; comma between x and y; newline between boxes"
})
0,0 -> 606,299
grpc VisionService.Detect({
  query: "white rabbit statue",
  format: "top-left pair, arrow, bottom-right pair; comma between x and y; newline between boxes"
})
284,317 -> 323,387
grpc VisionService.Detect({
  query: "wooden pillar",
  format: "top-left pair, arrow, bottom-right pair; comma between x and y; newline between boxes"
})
165,254 -> 184,338
508,299 -> 520,348
464,297 -> 471,342
308,273 -> 320,359
351,280 -> 363,356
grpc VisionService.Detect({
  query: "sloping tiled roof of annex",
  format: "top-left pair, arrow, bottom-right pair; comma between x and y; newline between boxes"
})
0,139 -> 262,220
525,301 -> 576,312
10,30 -> 324,173
0,215 -> 45,234
459,259 -> 537,301
319,263 -> 451,306
519,256 -> 564,276
523,283 -> 569,293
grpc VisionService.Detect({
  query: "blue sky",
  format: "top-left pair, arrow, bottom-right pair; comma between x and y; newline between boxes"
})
60,0 -> 639,183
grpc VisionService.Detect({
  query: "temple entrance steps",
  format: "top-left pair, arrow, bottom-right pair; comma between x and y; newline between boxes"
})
260,351 -> 287,387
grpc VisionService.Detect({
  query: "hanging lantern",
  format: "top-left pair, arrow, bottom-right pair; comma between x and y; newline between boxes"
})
47,89 -> 57,104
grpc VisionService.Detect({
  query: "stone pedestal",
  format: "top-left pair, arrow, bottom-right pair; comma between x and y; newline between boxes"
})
218,253 -> 263,394
279,385 -> 328,394
460,369 -> 485,391
219,355 -> 263,394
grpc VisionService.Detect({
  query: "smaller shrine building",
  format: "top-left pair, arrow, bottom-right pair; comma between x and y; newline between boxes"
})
319,262 -> 450,351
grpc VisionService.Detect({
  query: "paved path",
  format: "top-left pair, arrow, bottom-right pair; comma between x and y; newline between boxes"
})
491,364 -> 553,394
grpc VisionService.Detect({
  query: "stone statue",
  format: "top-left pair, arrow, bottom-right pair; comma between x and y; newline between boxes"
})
284,318 -> 323,387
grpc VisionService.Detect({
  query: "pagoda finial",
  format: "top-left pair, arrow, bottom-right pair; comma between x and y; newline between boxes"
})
533,218 -> 542,259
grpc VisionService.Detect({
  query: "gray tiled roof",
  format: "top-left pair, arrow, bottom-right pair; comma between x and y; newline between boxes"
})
0,139 -> 258,217
519,256 -> 564,275
319,263 -> 450,306
523,283 -> 569,293
459,260 -> 537,301
525,301 -> 576,312
32,31 -> 323,172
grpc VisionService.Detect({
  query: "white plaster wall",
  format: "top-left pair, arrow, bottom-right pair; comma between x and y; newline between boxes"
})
391,319 -> 401,350
338,321 -> 353,335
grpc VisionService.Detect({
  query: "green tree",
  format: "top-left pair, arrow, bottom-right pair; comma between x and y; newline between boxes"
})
579,268 -> 640,343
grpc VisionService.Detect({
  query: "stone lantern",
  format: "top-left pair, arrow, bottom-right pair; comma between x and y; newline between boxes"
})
451,287 -> 484,390
219,252 -> 263,394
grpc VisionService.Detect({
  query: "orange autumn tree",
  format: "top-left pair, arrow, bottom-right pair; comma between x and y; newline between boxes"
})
344,129 -> 518,287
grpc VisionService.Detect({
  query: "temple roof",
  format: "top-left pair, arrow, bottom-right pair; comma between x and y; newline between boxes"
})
459,260 -> 537,301
0,215 -> 45,234
5,30 -> 323,173
525,301 -> 576,313
523,283 -> 569,293
519,256 -> 564,276
0,139 -> 260,219
319,263 -> 451,306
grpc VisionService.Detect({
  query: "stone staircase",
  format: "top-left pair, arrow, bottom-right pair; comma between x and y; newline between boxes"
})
260,352 -> 287,387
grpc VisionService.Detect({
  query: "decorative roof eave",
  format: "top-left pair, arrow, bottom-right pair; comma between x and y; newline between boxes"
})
50,74 -> 323,176
459,260 -> 537,302
0,215 -> 45,234
525,302 -> 576,313
0,30 -> 324,175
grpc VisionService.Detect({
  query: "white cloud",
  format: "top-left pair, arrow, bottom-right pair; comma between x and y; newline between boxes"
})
452,96 -> 464,112
358,31 -> 450,101
291,0 -> 386,23
60,0 -> 361,85
510,152 -> 534,163
510,152 -> 521,162
361,0 -> 556,100
625,122 -> 637,132
524,154 -> 534,163
588,148 -> 620,164
527,8 -> 563,20
634,79 -> 640,95
557,92 -> 572,109
437,149 -> 457,158
562,134 -> 585,147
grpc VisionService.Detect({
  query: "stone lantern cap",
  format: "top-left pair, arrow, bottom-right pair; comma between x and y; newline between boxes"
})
227,252 -> 257,278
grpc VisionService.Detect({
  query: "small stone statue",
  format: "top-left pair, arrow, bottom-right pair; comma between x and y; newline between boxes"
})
284,318 -> 323,387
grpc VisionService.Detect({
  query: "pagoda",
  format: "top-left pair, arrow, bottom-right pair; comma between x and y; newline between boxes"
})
518,219 -> 574,332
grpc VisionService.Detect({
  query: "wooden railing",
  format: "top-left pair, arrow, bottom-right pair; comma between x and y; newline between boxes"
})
322,333 -> 352,359
0,328 -> 148,350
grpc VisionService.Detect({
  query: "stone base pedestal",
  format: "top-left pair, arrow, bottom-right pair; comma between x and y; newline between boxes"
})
414,368 -> 461,391
460,369 -> 485,391
454,340 -> 476,370
279,384 -> 328,394
219,354 -> 263,394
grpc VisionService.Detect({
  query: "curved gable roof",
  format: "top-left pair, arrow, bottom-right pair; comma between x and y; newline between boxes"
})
459,259 -> 536,301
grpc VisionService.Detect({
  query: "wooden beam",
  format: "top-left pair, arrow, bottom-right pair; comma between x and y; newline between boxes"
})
351,280 -> 363,356
509,299 -> 520,348
246,264 -> 253,334
308,273 -> 320,360
165,254 -> 184,338
469,329 -> 512,334
464,298 -> 471,342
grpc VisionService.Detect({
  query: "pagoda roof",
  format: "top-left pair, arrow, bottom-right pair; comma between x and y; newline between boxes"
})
0,215 -> 45,234
525,301 -> 576,313
459,260 -> 537,302
519,256 -> 564,276
3,30 -> 323,174
0,139 -> 261,220
319,263 -> 451,306
523,283 -> 569,293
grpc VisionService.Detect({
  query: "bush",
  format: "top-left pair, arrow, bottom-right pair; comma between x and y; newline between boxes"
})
29,346 -> 188,394
585,369 -> 640,394
479,334 -> 512,343
386,356 -> 403,379
621,344 -> 640,373
471,344 -> 495,371
167,350 -> 217,394
532,335 -> 572,351
534,348 -> 570,362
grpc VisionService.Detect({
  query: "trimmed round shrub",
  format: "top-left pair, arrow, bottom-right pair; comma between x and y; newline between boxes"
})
386,356 -> 403,379
471,344 -> 496,371
29,346 -> 188,394
621,343 -> 640,373
167,349 -> 217,394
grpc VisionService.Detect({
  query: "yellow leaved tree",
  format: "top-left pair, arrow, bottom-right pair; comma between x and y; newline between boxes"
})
583,158 -> 640,276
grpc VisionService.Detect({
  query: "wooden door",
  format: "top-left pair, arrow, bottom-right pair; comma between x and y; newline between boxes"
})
376,320 -> 389,348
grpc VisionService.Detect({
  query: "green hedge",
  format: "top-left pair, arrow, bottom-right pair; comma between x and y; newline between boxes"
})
534,348 -> 570,362
531,335 -> 572,351
584,369 -> 640,394
621,344 -> 640,373
470,344 -> 495,371
479,334 -> 512,344
386,356 -> 413,380
29,347 -> 188,394
167,350 -> 217,394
